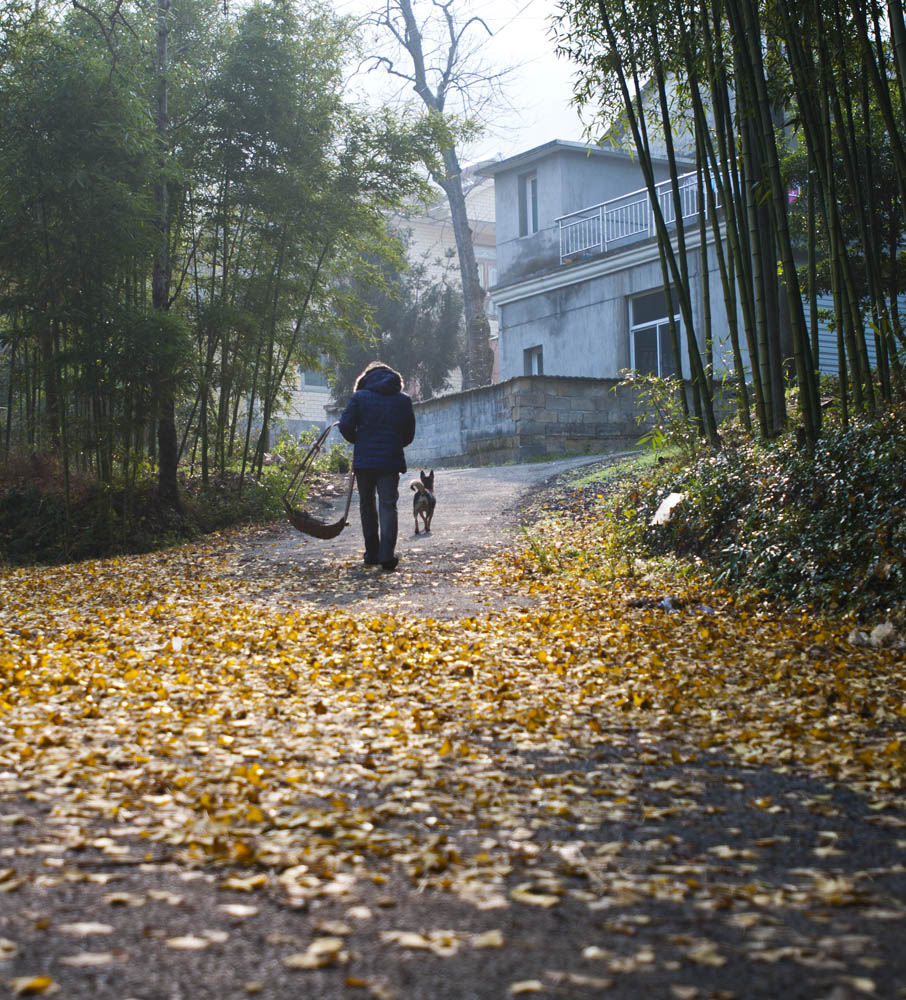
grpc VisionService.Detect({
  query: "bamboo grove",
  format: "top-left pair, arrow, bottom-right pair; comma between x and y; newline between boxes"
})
555,0 -> 906,446
0,0 -> 442,504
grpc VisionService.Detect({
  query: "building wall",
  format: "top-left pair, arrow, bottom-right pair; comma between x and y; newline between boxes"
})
278,370 -> 333,438
810,293 -> 879,374
490,143 -> 682,285
484,141 -> 775,387
485,140 -> 889,391
493,232 -> 746,383
392,172 -> 497,294
407,375 -> 654,468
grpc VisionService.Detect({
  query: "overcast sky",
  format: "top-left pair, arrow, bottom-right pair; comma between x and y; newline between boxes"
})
334,0 -> 591,166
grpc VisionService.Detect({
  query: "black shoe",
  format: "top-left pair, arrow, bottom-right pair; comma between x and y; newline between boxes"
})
363,555 -> 379,566
381,557 -> 399,572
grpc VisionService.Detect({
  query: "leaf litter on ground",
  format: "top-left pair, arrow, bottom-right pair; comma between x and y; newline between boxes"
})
1,491 -> 905,998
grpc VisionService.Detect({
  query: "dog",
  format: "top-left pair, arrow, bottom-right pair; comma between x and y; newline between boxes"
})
410,469 -> 436,535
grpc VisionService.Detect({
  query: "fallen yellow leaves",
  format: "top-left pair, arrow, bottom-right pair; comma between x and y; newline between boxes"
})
164,931 -> 228,950
282,936 -> 348,969
0,518 -> 904,995
7,976 -> 57,996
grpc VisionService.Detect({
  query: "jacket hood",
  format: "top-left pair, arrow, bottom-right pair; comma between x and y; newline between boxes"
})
355,364 -> 404,395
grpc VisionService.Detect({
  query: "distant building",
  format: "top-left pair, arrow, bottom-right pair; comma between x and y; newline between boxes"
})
479,140 -> 737,384
280,166 -> 500,436
390,163 -> 500,387
481,139 -> 873,386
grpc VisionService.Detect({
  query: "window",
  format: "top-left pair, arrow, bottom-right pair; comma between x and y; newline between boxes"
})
524,345 -> 543,376
630,288 -> 680,377
300,364 -> 328,389
477,260 -> 498,290
518,172 -> 538,236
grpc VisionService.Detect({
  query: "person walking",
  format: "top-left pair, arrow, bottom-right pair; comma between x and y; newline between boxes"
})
338,361 -> 415,572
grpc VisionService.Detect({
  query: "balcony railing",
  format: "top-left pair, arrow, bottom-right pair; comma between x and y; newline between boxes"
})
557,170 -> 717,265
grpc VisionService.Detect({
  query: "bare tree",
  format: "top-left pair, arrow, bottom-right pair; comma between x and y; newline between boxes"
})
366,0 -> 506,388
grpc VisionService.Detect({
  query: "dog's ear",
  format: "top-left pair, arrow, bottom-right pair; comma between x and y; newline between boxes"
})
421,469 -> 434,487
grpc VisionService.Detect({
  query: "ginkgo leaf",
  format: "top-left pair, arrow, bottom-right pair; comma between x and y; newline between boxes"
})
510,885 -> 560,908
314,920 -> 352,936
842,977 -> 876,994
103,892 -> 145,907
546,971 -> 614,989
218,904 -> 259,919
472,929 -> 505,949
283,937 -> 347,969
164,935 -> 212,950
508,981 -> 543,995
59,952 -> 118,967
380,930 -> 461,957
8,977 -> 57,996
57,923 -> 113,936
685,941 -> 727,967
221,875 -> 267,892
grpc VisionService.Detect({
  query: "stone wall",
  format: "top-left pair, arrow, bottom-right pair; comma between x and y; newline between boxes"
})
407,375 -> 648,468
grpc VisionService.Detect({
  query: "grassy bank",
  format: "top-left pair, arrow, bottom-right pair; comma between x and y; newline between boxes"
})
528,401 -> 906,625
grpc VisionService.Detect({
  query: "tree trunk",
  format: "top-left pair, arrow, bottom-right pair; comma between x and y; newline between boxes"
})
729,0 -> 820,442
154,0 -> 180,508
437,159 -> 492,388
393,0 -> 492,389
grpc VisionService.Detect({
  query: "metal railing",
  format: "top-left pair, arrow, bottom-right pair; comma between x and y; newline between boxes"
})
557,170 -> 716,265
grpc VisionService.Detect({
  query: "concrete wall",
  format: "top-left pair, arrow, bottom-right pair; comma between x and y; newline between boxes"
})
406,375 -> 650,468
492,145 -> 678,285
499,258 -> 666,381
494,231 -> 752,385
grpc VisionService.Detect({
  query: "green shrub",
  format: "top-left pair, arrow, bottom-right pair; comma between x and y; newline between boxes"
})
617,370 -> 702,462
634,404 -> 906,619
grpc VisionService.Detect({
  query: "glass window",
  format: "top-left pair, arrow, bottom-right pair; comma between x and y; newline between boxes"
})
659,331 -> 677,376
633,326 -> 659,375
630,288 -> 681,377
518,172 -> 538,236
524,345 -> 543,376
632,287 -> 677,326
300,365 -> 328,388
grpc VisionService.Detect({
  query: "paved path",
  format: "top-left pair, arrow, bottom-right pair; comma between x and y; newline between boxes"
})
4,455 -> 906,1000
232,454 -> 626,618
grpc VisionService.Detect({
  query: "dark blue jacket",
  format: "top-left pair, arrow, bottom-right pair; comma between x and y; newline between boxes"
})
338,365 -> 415,473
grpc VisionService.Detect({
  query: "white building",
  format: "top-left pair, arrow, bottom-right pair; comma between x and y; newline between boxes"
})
482,139 -> 871,386
481,140 -> 737,384
281,165 -> 500,435
390,164 -> 500,386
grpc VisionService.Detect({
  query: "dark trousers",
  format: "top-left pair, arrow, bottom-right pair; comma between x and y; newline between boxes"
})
355,470 -> 399,564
